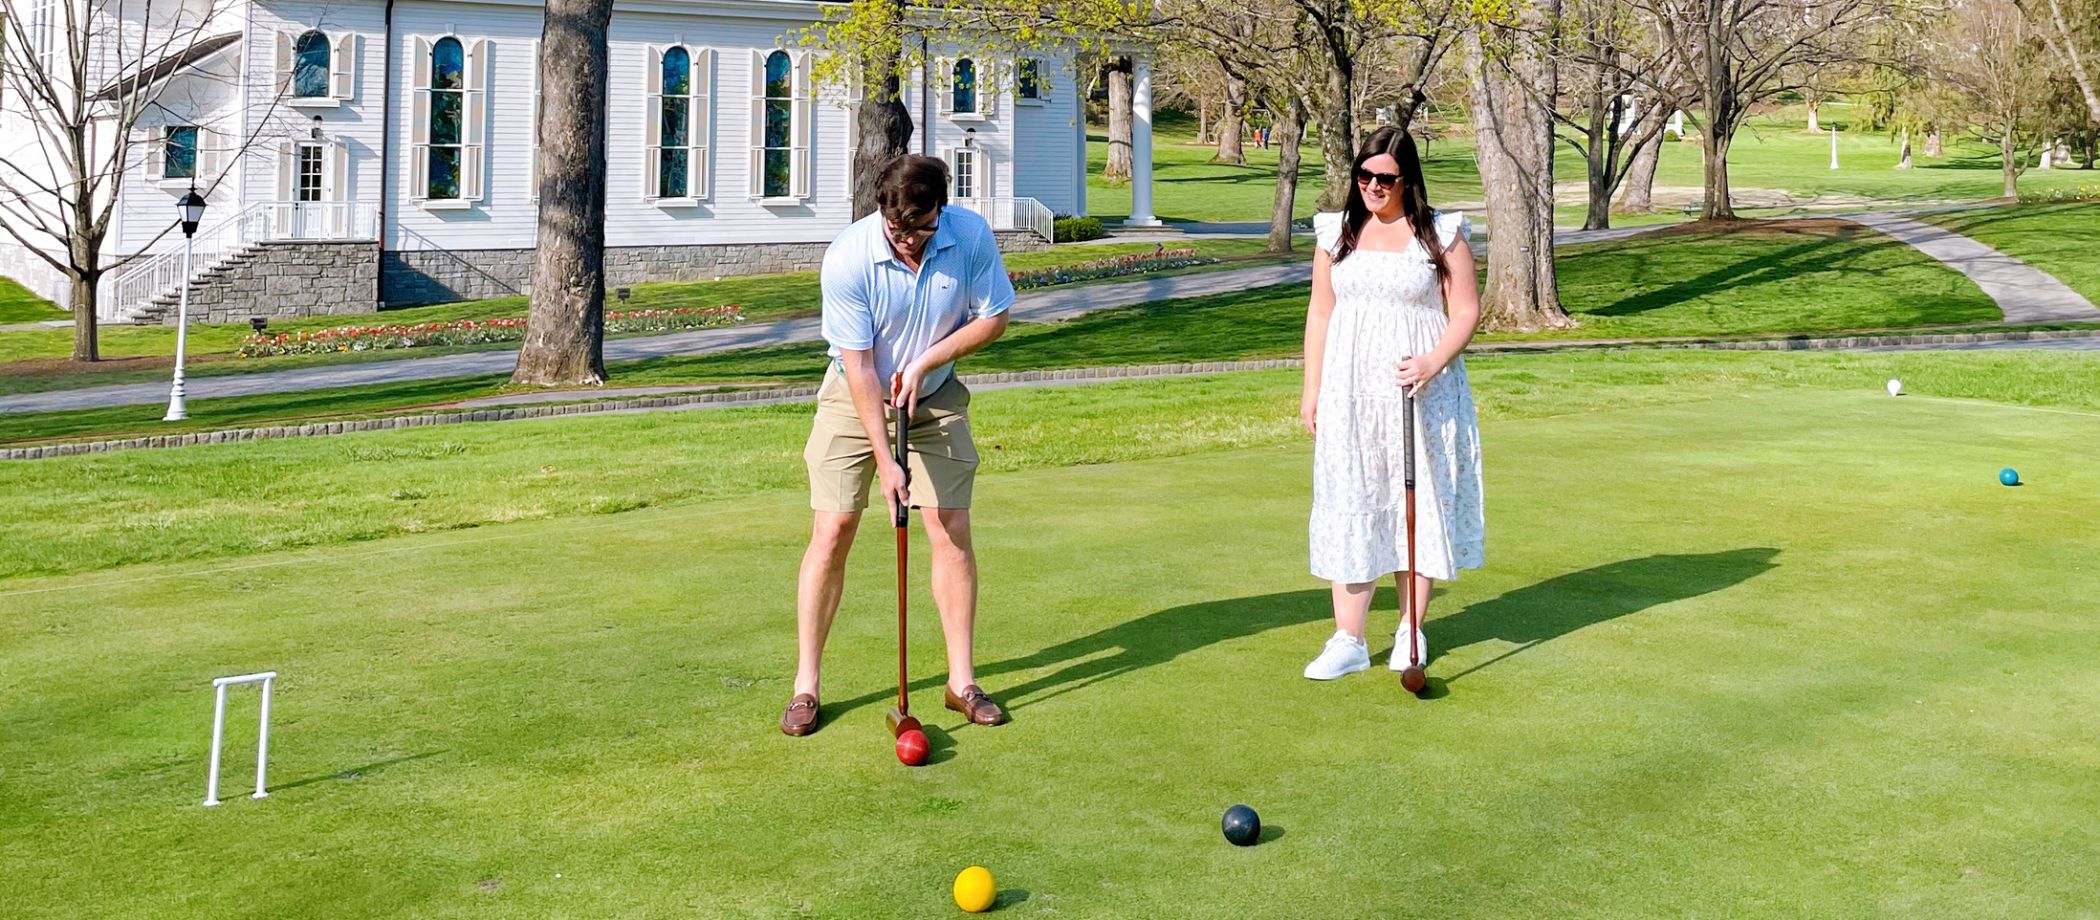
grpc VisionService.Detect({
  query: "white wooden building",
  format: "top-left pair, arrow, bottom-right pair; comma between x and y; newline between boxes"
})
0,0 -> 1171,323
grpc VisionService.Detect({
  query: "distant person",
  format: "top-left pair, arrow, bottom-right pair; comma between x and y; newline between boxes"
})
781,155 -> 1016,736
1298,126 -> 1486,681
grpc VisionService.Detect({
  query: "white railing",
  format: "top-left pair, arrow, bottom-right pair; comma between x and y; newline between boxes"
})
107,201 -> 378,321
952,197 -> 1055,243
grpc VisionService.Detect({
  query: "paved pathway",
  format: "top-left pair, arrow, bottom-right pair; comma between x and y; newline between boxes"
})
0,262 -> 1314,415
1838,212 -> 2100,324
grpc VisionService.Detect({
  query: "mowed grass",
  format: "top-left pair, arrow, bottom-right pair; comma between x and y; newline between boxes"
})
3,363 -> 2099,916
0,239 -> 1286,377
0,218 -> 2003,446
0,276 -> 66,324
4,349 -> 2100,581
1921,203 -> 2100,303
1090,106 -> 2100,224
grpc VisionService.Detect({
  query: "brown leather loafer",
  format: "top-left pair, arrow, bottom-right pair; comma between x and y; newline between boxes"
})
780,693 -> 820,737
944,684 -> 1008,726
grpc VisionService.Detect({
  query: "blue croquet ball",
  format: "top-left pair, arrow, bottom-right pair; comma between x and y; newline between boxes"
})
2000,468 -> 2020,486
1221,804 -> 1261,846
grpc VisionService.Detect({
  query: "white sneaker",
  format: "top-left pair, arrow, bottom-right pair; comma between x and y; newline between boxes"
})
1304,630 -> 1371,680
1389,625 -> 1429,670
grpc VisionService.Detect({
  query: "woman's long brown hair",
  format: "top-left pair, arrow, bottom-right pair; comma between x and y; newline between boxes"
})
1334,126 -> 1447,283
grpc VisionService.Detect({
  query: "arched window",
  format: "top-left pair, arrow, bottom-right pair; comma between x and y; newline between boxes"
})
659,46 -> 691,198
427,37 -> 464,199
762,50 -> 792,199
952,58 -> 977,114
292,30 -> 330,97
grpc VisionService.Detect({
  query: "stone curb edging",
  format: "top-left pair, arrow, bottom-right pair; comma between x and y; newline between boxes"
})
3,327 -> 2092,461
0,360 -> 1306,461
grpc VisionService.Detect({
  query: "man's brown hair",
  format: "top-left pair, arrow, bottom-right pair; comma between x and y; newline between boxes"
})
874,155 -> 950,223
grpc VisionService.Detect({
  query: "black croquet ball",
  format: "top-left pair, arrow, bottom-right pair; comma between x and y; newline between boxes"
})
1222,804 -> 1261,847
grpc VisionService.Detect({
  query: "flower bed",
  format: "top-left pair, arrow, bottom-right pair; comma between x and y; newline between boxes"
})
1008,249 -> 1218,291
2018,185 -> 2100,205
237,305 -> 746,358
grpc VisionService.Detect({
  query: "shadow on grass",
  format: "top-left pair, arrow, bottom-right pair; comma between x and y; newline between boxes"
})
1435,548 -> 1781,684
825,548 -> 1776,718
267,750 -> 447,793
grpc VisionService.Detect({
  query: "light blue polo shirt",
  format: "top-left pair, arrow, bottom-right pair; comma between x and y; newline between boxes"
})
820,205 -> 1016,393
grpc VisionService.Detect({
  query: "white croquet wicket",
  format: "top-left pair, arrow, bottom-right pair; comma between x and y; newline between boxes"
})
204,671 -> 276,807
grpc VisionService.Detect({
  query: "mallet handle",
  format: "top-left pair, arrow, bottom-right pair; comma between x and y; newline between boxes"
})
1403,386 -> 1419,667
893,403 -> 910,716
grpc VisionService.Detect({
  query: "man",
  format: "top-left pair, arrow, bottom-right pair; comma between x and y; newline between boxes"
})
781,155 -> 1016,737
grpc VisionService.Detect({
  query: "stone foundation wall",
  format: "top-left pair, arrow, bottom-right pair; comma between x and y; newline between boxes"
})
382,233 -> 1051,306
173,241 -> 379,325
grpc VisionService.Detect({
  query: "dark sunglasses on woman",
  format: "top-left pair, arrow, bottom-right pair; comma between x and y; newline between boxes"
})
1354,169 -> 1401,189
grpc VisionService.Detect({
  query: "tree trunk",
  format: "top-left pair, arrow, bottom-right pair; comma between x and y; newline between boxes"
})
70,275 -> 99,362
1617,127 -> 1663,212
1467,29 -> 1571,331
1267,95 -> 1307,254
1197,100 -> 1211,144
852,47 -> 915,219
1805,100 -> 1820,133
1315,54 -> 1357,211
1105,58 -> 1133,183
1216,74 -> 1247,165
1896,128 -> 1913,169
1925,129 -> 1943,157
1700,121 -> 1736,221
2002,132 -> 2020,198
1581,89 -> 1619,231
513,0 -> 612,387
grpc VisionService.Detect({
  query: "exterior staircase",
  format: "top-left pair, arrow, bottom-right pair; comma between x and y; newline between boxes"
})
124,243 -> 268,325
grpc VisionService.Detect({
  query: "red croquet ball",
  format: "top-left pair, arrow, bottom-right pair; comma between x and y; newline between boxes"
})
896,729 -> 930,766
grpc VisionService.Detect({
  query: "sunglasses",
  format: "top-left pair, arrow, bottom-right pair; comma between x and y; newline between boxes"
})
1354,169 -> 1401,189
885,210 -> 942,242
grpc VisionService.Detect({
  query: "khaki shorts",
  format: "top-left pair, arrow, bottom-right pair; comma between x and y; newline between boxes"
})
804,364 -> 979,513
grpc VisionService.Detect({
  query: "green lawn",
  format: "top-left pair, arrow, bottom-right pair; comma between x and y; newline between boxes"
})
0,276 -> 65,324
1921,203 -> 2100,304
4,352 -> 2098,916
1093,106 -> 2100,224
0,239 -> 1289,392
0,220 -> 2001,446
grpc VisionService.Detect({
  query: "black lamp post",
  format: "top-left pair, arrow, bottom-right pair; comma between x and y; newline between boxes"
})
164,185 -> 209,422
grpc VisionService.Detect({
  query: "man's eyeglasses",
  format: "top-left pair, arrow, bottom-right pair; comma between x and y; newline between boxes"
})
885,210 -> 942,242
1354,169 -> 1401,189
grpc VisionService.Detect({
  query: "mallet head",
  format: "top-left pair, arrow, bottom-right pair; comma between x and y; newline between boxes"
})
886,708 -> 921,737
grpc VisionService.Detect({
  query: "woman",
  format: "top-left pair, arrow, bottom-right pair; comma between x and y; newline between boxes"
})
1301,126 -> 1486,681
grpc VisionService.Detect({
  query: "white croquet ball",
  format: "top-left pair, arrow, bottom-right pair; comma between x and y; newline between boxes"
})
1886,379 -> 1902,397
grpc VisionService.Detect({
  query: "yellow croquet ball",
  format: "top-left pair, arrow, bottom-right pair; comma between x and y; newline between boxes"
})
952,865 -> 996,913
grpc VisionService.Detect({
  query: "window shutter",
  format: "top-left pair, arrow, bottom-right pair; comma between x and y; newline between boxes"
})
748,49 -> 766,198
1041,61 -> 1054,101
142,128 -> 165,179
791,51 -> 812,199
462,38 -> 487,201
645,45 -> 663,199
942,146 -> 958,197
984,60 -> 998,117
937,57 -> 953,115
528,39 -> 540,201
331,33 -> 356,100
329,140 -> 349,201
410,37 -> 431,198
276,31 -> 294,91
692,48 -> 713,199
276,142 -> 296,201
196,127 -> 220,179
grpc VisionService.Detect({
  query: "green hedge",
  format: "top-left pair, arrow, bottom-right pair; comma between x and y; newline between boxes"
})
1054,216 -> 1105,243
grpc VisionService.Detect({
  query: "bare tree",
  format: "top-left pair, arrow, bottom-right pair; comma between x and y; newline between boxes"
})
513,0 -> 612,386
1556,0 -> 1687,229
1643,0 -> 1897,221
1104,55 -> 1134,182
1928,0 -> 2053,197
0,0 -> 265,361
1469,0 -> 1574,330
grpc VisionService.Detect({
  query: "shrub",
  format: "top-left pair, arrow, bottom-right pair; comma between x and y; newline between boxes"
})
238,305 -> 747,358
1054,215 -> 1106,243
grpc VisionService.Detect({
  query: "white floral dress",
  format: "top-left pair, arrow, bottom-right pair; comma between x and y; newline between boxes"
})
1309,210 -> 1486,584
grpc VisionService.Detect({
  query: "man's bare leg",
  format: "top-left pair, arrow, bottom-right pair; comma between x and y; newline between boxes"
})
922,508 -> 978,694
794,511 -> 863,699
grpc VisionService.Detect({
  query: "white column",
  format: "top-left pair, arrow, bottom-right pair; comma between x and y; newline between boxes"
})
1127,56 -> 1160,227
